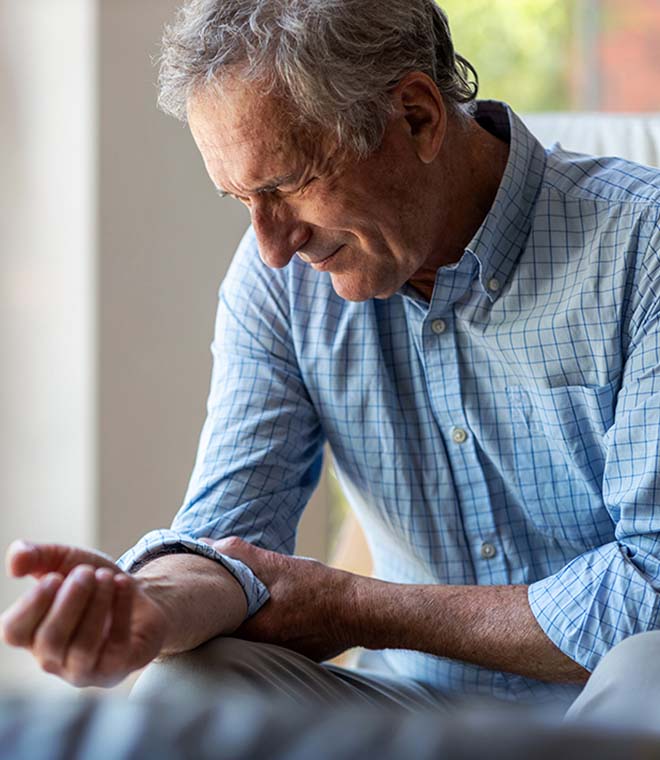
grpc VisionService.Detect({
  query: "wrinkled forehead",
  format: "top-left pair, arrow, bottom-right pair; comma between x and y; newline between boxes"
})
189,74 -> 319,152
187,78 -> 342,194
187,79 -> 321,181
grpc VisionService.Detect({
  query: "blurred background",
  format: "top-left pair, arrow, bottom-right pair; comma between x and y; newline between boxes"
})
1,0 -> 659,693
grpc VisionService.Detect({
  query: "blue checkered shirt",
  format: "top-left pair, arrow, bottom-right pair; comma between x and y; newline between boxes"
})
118,101 -> 660,703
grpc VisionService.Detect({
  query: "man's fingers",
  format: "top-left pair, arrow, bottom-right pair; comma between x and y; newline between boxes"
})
5,540 -> 116,579
209,535 -> 254,557
32,565 -> 96,671
106,574 -> 133,647
214,536 -> 275,577
95,574 -> 134,684
0,573 -> 64,647
6,540 -> 73,578
63,568 -> 116,679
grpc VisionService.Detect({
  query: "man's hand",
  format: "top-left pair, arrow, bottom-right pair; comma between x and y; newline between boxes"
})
205,536 -> 359,662
0,540 -> 169,687
207,538 -> 589,683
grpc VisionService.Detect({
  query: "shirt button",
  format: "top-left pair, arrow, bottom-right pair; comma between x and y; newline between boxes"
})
431,319 -> 446,335
487,277 -> 500,293
451,427 -> 468,444
480,542 -> 497,560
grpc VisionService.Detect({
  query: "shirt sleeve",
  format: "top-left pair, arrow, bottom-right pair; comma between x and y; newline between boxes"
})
117,227 -> 325,618
528,208 -> 660,672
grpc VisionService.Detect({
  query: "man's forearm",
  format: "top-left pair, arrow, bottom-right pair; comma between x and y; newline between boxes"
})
351,579 -> 589,683
202,537 -> 589,682
135,554 -> 248,657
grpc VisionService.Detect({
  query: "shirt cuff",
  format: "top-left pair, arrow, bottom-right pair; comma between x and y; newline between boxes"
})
528,542 -> 660,673
116,529 -> 270,619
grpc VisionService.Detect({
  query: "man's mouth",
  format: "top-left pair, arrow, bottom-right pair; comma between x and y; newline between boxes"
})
298,246 -> 344,271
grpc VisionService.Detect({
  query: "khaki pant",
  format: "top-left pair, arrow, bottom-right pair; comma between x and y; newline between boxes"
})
564,630 -> 660,730
132,631 -> 660,731
132,638 -> 452,711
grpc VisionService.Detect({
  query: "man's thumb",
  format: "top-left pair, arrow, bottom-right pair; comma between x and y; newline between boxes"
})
5,540 -> 116,579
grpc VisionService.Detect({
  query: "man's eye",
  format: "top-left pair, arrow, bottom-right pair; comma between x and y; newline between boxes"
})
217,190 -> 250,204
226,193 -> 250,205
297,177 -> 318,195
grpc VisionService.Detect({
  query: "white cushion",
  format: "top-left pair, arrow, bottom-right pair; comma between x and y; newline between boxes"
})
522,112 -> 660,168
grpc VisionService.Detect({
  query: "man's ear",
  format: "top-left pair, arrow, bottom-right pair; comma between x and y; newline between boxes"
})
391,72 -> 447,164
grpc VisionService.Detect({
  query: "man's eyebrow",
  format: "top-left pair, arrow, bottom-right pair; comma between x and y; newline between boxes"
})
215,173 -> 301,197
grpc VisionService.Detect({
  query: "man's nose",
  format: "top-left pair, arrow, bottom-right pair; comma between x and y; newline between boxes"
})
251,200 -> 309,269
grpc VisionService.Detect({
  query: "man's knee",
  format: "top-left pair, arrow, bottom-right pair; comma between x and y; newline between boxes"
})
566,631 -> 660,728
130,637 -> 272,702
592,630 -> 660,683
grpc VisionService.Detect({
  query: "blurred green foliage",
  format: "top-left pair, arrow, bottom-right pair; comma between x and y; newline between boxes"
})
438,0 -> 575,112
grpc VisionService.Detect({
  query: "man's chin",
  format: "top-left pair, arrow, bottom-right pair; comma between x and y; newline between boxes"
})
329,272 -> 398,302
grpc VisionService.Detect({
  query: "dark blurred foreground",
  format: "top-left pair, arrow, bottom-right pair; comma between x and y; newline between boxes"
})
1,692 -> 659,760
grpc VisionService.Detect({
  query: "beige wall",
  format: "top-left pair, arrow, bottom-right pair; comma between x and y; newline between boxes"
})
95,0 -> 328,564
0,0 -> 328,692
96,0 -> 250,559
0,0 -> 96,692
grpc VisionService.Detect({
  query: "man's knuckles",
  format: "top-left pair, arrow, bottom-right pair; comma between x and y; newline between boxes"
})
211,535 -> 250,553
65,565 -> 96,588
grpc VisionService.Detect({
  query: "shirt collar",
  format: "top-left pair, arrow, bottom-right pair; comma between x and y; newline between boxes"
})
399,101 -> 547,309
464,100 -> 547,303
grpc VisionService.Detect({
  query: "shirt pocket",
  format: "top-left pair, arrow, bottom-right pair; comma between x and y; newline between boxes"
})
505,380 -> 618,548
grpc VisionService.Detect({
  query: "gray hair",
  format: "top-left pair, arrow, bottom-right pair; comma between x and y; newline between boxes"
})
159,0 -> 478,157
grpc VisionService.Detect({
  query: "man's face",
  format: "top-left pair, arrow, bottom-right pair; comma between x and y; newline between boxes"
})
188,80 -> 436,301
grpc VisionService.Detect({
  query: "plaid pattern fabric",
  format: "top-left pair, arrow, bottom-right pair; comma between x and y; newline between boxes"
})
118,101 -> 660,703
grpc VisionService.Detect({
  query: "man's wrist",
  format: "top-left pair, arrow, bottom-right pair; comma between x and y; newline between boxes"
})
135,553 -> 248,656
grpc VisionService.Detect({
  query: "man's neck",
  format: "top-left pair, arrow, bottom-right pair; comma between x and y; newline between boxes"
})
408,114 -> 510,301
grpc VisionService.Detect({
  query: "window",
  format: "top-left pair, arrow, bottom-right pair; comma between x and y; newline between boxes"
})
441,0 -> 660,112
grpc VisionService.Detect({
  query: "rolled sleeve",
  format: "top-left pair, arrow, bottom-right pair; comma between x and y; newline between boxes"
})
529,543 -> 660,672
116,529 -> 269,618
530,228 -> 660,671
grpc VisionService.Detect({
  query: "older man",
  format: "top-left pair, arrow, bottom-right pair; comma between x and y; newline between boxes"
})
2,0 -> 660,720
